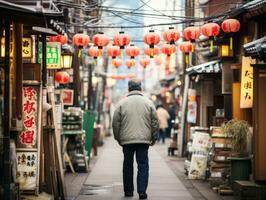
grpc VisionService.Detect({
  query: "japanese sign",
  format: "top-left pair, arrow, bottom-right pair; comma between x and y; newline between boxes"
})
38,42 -> 61,69
16,151 -> 38,190
240,56 -> 255,108
17,86 -> 40,148
1,37 -> 33,58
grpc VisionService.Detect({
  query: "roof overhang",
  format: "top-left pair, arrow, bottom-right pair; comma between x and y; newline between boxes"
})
0,0 -> 64,33
186,60 -> 222,75
243,36 -> 266,60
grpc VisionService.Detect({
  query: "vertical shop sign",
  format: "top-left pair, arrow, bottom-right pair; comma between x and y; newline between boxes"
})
17,86 -> 39,148
22,38 -> 33,58
240,56 -> 255,108
38,42 -> 61,69
187,89 -> 197,123
17,84 -> 41,191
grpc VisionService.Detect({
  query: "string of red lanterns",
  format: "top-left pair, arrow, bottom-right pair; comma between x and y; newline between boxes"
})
59,18 -> 240,70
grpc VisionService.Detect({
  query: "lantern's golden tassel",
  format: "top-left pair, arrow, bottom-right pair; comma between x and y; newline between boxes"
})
210,40 -> 213,52
185,54 -> 189,64
230,37 -> 233,50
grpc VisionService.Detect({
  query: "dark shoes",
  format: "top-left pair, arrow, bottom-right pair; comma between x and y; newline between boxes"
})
139,193 -> 148,199
124,192 -> 133,197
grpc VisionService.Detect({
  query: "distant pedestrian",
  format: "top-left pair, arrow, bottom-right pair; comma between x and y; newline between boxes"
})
156,104 -> 170,144
166,104 -> 176,138
112,79 -> 159,200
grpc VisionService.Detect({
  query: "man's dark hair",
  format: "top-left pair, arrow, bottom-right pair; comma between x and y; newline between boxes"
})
128,79 -> 142,92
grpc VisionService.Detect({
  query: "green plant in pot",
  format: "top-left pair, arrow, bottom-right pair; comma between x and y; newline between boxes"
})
222,119 -> 252,190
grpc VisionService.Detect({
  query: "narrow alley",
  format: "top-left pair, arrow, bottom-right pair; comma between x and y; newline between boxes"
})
1,1 -> 266,200
68,137 -> 194,200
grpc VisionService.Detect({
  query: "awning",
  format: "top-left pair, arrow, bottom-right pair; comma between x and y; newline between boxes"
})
186,60 -> 222,75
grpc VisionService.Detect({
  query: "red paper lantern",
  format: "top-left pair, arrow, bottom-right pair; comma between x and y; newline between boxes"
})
201,23 -> 220,37
72,33 -> 90,47
49,36 -> 57,43
55,71 -> 70,84
139,58 -> 151,69
179,41 -> 194,64
179,41 -> 194,53
126,44 -> 140,59
92,32 -> 109,49
163,27 -> 180,44
49,35 -> 68,45
144,47 -> 159,58
125,59 -> 136,68
161,44 -> 176,57
107,45 -> 121,59
201,22 -> 220,52
143,30 -> 160,48
221,19 -> 240,33
183,26 -> 200,42
112,58 -> 122,68
113,31 -> 131,49
221,19 -> 240,50
88,46 -> 101,59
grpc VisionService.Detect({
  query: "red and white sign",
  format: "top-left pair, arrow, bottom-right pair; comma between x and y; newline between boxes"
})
19,86 -> 38,147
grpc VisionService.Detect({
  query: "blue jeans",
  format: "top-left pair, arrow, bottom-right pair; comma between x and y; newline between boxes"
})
122,144 -> 149,194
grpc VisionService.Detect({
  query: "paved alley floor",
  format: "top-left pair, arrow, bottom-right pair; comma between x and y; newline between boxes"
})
74,137 -> 194,200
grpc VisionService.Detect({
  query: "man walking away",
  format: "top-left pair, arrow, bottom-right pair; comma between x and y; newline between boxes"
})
156,105 -> 170,144
112,79 -> 159,200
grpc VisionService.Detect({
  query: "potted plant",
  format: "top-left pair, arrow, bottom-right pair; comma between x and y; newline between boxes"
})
222,119 -> 252,190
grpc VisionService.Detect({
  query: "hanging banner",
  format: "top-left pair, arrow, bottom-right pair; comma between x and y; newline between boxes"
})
240,56 -> 255,108
17,86 -> 40,148
17,84 -> 41,191
187,89 -> 197,123
38,42 -> 61,69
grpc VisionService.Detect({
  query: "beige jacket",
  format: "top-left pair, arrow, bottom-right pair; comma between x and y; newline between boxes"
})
156,107 -> 170,129
112,91 -> 159,145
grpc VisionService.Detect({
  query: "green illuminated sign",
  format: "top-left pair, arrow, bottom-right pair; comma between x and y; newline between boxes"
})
39,42 -> 61,69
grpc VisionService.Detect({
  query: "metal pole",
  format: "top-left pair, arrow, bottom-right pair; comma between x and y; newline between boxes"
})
87,64 -> 93,110
3,18 -> 11,200
42,34 -> 47,87
73,46 -> 80,106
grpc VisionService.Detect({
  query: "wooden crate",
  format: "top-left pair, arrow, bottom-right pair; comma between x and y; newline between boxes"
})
234,181 -> 262,200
